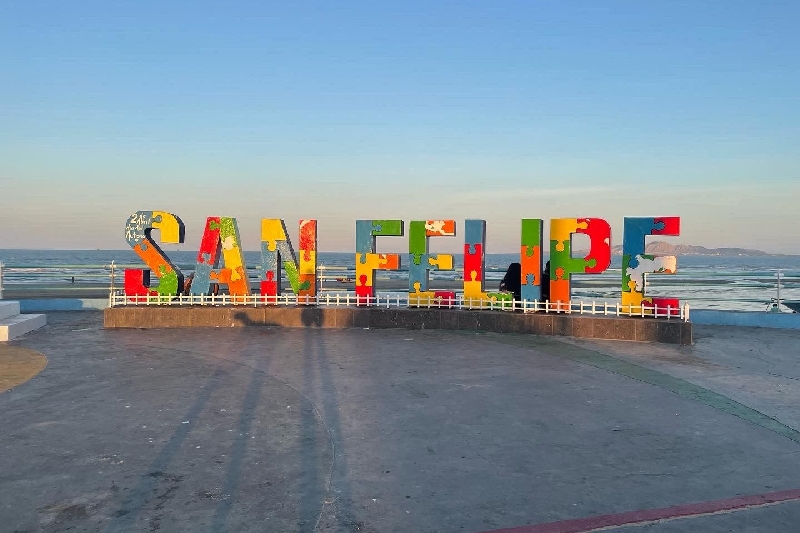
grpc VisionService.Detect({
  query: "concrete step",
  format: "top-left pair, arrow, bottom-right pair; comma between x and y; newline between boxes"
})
0,301 -> 21,320
0,313 -> 47,342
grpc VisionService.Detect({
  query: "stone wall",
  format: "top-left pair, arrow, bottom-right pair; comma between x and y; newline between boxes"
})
104,306 -> 692,345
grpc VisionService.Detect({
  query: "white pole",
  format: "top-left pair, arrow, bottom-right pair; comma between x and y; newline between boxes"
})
0,260 -> 4,300
109,260 -> 115,300
777,269 -> 782,310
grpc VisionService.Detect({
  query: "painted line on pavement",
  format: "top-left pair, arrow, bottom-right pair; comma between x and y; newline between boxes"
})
477,487 -> 800,533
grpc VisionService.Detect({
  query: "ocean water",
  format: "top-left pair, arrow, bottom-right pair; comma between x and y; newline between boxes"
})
2,249 -> 799,312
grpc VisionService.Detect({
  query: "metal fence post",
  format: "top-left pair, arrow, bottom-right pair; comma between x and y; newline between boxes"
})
108,260 -> 116,307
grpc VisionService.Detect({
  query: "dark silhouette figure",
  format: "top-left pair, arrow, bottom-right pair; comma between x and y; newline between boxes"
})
499,262 -> 522,302
541,261 -> 551,302
182,273 -> 195,296
500,261 -> 551,303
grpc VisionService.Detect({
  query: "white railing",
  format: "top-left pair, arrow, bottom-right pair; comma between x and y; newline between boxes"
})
108,291 -> 689,321
25,258 -> 800,319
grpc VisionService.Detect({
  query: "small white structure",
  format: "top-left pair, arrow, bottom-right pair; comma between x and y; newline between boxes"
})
0,301 -> 46,342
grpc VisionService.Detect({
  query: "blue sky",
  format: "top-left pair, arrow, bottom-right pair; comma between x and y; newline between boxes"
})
1,1 -> 798,253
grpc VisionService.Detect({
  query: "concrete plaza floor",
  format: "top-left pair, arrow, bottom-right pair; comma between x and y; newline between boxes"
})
1,311 -> 799,532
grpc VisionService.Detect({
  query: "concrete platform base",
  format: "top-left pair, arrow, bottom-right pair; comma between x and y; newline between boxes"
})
103,306 -> 692,344
2,312 -> 797,532
0,301 -> 21,319
0,301 -> 46,342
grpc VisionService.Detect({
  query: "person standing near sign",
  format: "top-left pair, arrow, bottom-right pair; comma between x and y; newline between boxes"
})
541,261 -> 550,302
499,262 -> 522,302
499,260 -> 550,304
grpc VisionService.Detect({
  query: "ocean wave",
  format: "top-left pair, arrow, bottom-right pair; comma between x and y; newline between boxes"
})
3,250 -> 800,312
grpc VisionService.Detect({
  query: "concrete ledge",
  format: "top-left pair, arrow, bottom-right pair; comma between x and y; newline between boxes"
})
18,298 -> 109,312
1,313 -> 47,342
691,309 -> 800,330
104,306 -> 693,344
0,301 -> 21,320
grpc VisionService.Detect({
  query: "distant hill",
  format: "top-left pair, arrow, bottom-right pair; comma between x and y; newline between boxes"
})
611,241 -> 773,257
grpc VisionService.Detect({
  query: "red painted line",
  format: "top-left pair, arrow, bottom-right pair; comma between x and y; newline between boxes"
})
478,487 -> 800,533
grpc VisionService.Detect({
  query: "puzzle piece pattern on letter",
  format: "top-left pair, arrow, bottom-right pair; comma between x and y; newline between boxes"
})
124,269 -> 151,297
124,210 -> 185,297
549,217 -> 611,308
408,281 -> 456,308
408,220 -> 456,304
520,219 -> 542,303
461,220 -> 508,308
259,219 -> 317,299
297,220 -> 317,297
621,217 -> 680,313
549,218 -> 585,307
191,217 -> 250,296
463,219 -> 487,304
355,220 -> 404,303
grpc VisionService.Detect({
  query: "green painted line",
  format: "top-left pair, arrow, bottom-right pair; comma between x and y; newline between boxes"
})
471,332 -> 800,444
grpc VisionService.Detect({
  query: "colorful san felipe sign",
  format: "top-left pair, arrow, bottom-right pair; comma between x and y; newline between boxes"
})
124,213 -> 680,311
